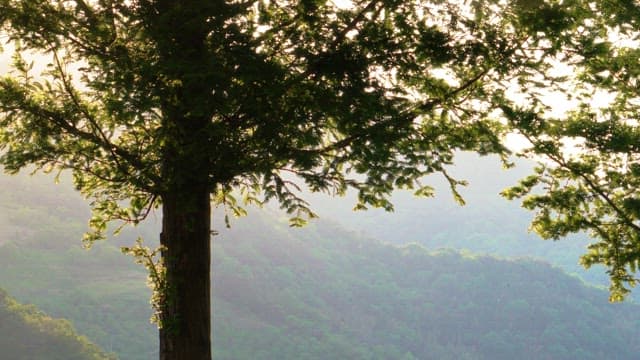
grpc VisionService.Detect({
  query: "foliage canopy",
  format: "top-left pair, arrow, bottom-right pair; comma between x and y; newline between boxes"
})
1,0 -> 636,357
500,0 -> 640,301
0,0 -> 563,231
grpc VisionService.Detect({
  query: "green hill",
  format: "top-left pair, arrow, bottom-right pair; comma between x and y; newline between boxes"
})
0,173 -> 156,359
213,212 -> 640,359
0,288 -> 114,360
1,172 -> 640,359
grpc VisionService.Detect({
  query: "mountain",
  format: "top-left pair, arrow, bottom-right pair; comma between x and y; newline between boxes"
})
213,211 -> 640,360
0,287 -> 114,360
0,169 -> 639,359
0,172 -> 157,359
301,152 -> 610,286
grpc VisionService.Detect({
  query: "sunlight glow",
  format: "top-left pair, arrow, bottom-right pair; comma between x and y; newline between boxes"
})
330,0 -> 353,9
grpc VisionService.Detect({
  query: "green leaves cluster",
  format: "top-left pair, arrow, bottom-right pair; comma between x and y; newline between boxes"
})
500,0 -> 640,301
121,238 -> 166,327
0,0 -> 550,232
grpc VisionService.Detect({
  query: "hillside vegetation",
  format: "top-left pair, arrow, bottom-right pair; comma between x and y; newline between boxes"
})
1,172 -> 639,359
214,212 -> 640,359
0,288 -> 114,360
0,173 -> 156,359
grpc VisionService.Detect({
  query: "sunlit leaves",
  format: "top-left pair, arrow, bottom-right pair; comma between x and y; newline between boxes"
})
121,238 -> 166,326
2,0 -> 619,310
499,14 -> 640,297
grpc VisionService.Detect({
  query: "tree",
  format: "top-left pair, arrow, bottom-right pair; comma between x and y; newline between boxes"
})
500,0 -> 640,302
0,1 -> 565,359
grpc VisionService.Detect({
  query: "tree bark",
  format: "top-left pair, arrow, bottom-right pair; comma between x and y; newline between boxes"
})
151,2 -> 216,358
159,184 -> 212,360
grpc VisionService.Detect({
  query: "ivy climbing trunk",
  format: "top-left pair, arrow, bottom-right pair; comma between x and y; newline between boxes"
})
159,184 -> 212,360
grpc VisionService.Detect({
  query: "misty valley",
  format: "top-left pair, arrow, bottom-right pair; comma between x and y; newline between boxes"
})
1,154 -> 639,359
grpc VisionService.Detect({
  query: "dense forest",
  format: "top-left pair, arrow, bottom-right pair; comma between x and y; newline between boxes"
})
0,287 -> 113,359
0,170 -> 639,359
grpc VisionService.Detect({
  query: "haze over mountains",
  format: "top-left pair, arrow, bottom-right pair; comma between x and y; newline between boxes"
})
303,152 -> 608,286
0,153 -> 636,358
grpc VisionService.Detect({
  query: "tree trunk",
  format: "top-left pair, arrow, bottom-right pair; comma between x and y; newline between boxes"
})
152,2 -> 215,357
159,184 -> 212,360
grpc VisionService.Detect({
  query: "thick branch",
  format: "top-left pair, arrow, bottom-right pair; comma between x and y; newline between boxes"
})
0,86 -> 158,189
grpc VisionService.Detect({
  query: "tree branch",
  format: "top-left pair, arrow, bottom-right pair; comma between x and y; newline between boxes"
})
516,126 -> 640,235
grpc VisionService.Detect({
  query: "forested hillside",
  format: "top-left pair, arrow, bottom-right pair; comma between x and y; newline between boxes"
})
0,288 -> 114,360
0,173 -> 156,359
214,212 -> 640,360
1,172 -> 640,359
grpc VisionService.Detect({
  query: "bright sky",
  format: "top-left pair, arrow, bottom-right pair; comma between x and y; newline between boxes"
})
331,0 -> 353,9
